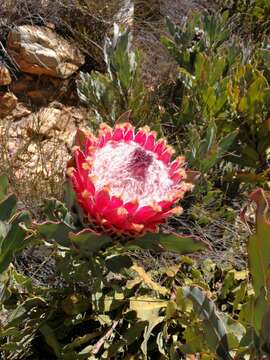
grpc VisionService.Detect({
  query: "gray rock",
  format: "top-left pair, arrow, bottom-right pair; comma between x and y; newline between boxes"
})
8,25 -> 85,79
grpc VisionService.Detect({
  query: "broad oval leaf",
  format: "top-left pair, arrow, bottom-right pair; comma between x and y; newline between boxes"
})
128,232 -> 209,254
36,221 -> 74,247
69,229 -> 111,255
0,174 -> 8,201
0,211 -> 31,273
0,194 -> 17,222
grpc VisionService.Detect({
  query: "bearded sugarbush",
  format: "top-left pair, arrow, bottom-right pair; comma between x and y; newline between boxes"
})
67,122 -> 193,238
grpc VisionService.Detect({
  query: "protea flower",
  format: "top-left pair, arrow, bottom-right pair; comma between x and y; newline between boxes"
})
67,122 -> 193,238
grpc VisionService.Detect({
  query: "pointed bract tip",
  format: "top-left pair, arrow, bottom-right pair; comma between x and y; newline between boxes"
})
140,125 -> 150,133
66,167 -> 75,177
117,207 -> 128,216
99,122 -> 112,131
131,198 -> 139,205
89,174 -> 97,183
71,145 -> 80,153
165,145 -> 175,155
102,185 -> 111,193
171,206 -> 183,216
176,155 -> 186,165
131,223 -> 144,232
116,122 -> 133,129
156,138 -> 167,145
82,162 -> 91,171
82,190 -> 90,199
178,168 -> 187,179
151,203 -> 162,212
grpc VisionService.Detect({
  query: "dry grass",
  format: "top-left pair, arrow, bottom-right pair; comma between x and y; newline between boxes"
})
0,0 -> 121,73
0,103 -> 89,213
0,122 -> 64,213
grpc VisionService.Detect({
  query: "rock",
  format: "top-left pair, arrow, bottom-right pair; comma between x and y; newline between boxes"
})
0,64 -> 12,86
7,25 -> 85,79
8,103 -> 31,121
0,92 -> 17,118
10,74 -> 54,105
0,103 -> 89,199
24,103 -> 87,143
10,73 -> 76,106
26,106 -> 71,139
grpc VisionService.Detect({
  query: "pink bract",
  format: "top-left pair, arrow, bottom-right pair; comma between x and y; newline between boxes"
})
67,122 -> 193,237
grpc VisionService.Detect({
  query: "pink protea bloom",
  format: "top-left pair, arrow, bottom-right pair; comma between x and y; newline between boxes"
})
67,122 -> 193,237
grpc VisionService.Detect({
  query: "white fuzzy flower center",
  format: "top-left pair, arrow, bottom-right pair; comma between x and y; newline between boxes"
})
92,141 -> 174,205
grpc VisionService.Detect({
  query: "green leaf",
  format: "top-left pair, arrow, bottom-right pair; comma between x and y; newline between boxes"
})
181,286 -> 232,360
107,321 -> 147,357
8,297 -> 46,325
159,233 -> 209,253
0,220 -> 10,240
209,56 -> 226,84
12,268 -> 33,292
0,174 -> 8,201
203,123 -> 217,153
195,52 -> 207,81
262,307 -> 270,351
105,254 -> 132,272
248,189 -> 270,297
247,189 -> 270,337
63,180 -> 76,209
42,197 -> 70,222
92,291 -> 125,313
219,313 -> 246,348
260,49 -> 270,67
62,294 -> 91,315
0,194 -> 17,221
129,296 -> 166,358
0,327 -> 21,337
218,130 -> 239,154
0,211 -> 31,273
36,221 -> 74,247
253,288 -> 268,335
77,24 -> 151,126
182,325 -> 205,353
129,232 -> 209,254
129,297 -> 167,322
69,229 -> 111,255
39,323 -> 62,357
0,271 -> 12,303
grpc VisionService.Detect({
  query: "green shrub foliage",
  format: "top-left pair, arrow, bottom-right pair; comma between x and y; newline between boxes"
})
77,24 -> 159,129
161,11 -> 270,185
1,3 -> 270,359
1,175 -> 270,358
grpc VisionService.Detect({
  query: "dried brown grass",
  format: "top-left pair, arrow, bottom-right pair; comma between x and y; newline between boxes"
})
0,103 -> 89,212
0,0 -> 121,72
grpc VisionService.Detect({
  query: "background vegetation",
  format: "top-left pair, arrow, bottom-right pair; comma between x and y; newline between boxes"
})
1,0 -> 270,359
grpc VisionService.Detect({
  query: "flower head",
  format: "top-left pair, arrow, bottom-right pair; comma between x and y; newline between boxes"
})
67,123 -> 193,237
